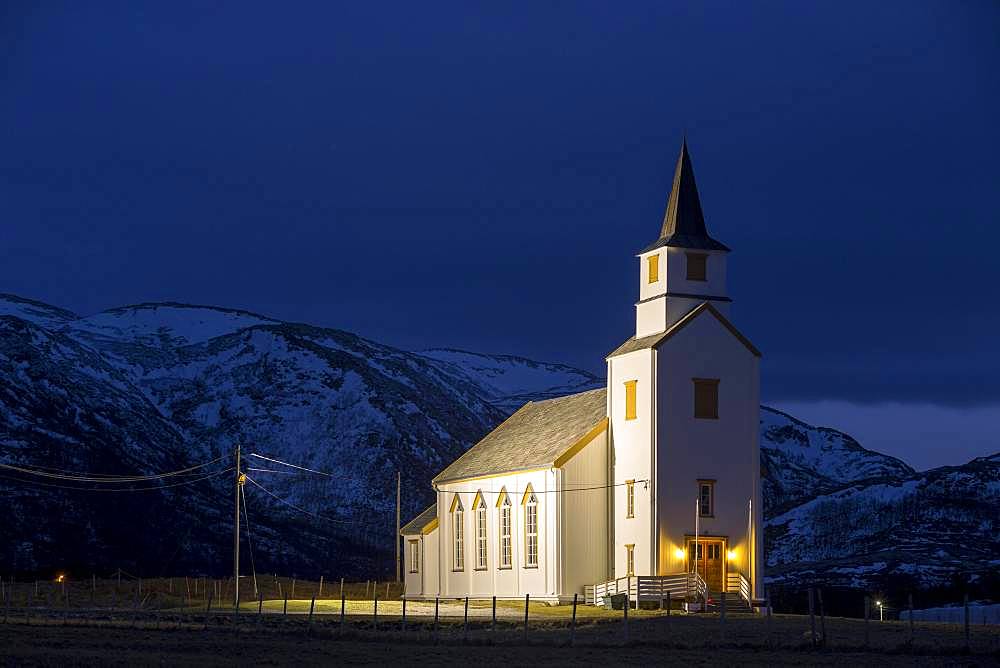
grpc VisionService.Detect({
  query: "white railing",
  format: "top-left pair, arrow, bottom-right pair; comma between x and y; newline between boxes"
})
739,572 -> 751,605
585,572 -> 707,606
725,571 -> 752,605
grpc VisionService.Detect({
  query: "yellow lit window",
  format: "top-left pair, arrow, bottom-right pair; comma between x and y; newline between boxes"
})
625,480 -> 635,518
647,254 -> 659,283
624,380 -> 637,421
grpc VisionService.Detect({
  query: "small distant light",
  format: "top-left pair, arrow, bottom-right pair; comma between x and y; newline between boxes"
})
726,550 -> 737,561
674,547 -> 685,559
876,600 -> 882,607
55,574 -> 65,583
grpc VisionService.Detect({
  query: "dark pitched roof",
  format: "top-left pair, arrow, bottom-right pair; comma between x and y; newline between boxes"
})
607,302 -> 761,359
640,140 -> 730,253
432,388 -> 608,484
400,503 -> 437,536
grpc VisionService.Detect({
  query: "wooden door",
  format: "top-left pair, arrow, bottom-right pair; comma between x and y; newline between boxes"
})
688,539 -> 726,593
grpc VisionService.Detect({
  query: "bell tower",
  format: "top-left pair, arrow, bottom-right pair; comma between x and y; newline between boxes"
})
635,140 -> 732,338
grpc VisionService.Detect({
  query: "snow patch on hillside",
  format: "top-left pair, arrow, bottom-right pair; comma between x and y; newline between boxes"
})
68,302 -> 277,348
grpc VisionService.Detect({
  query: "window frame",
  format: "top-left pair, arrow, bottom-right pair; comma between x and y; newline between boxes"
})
624,379 -> 638,421
693,378 -> 720,420
685,252 -> 708,281
625,544 -> 635,577
625,479 -> 635,519
698,479 -> 715,518
408,539 -> 420,574
523,486 -> 539,569
451,494 -> 465,571
474,493 -> 488,571
498,490 -> 513,570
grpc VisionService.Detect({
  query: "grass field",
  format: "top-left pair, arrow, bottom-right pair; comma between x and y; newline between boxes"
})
4,622 -> 993,667
1,596 -> 997,666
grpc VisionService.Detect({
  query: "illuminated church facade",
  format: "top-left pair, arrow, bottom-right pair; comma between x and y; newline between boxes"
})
401,141 -> 762,606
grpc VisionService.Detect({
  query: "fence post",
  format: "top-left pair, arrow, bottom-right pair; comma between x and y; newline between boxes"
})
233,586 -> 240,629
808,587 -> 815,648
570,593 -> 578,647
964,593 -> 970,651
291,578 -> 296,599
434,596 -> 439,637
257,593 -> 263,624
766,595 -> 772,648
523,593 -> 530,644
864,596 -> 870,647
205,590 -> 213,631
308,596 -> 315,634
818,588 -> 826,648
623,592 -> 629,645
907,592 -> 913,647
492,595 -> 496,634
463,596 -> 469,643
319,576 -> 323,598
373,589 -> 378,631
340,591 -> 346,634
666,590 -> 671,635
659,576 -> 665,611
401,595 -> 407,632
720,588 -> 726,641
340,577 -> 344,601
283,594 -> 288,617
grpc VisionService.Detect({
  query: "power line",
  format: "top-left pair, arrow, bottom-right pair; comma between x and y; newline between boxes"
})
243,474 -> 389,528
0,466 -> 234,492
0,456 -> 228,483
246,453 -> 335,477
441,479 -> 650,496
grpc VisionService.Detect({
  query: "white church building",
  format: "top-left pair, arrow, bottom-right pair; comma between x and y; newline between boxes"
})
401,141 -> 762,607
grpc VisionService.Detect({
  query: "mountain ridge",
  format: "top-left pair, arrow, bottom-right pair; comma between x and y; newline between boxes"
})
0,293 -> 995,601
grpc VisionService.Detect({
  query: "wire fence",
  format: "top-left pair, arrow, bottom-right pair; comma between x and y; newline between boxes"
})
1,578 -> 997,656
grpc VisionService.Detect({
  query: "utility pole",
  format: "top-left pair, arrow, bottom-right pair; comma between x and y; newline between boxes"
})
395,471 -> 401,583
234,443 -> 242,608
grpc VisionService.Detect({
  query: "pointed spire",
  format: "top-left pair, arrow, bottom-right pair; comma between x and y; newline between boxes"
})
641,139 -> 729,253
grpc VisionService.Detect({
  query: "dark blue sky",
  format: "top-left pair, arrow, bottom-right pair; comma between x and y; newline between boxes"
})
3,2 -> 998,467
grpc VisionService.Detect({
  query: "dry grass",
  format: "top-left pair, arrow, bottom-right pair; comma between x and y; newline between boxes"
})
7,622 -> 988,667
2,598 -> 998,664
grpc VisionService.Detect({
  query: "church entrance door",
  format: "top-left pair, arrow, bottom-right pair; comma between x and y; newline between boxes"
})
687,538 -> 726,593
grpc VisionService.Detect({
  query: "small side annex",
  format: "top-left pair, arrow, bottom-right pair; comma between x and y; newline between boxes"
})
402,388 -> 609,603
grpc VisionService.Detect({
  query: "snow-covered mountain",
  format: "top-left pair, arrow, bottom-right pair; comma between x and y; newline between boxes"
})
766,453 -> 1000,590
0,293 -> 995,597
416,348 -> 603,412
759,406 -> 914,512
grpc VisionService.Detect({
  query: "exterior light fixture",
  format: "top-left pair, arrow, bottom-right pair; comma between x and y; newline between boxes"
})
726,550 -> 736,561
674,547 -> 685,559
55,574 -> 65,583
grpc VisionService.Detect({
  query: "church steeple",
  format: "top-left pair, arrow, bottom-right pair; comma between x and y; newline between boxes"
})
641,140 -> 729,253
633,139 -> 733,338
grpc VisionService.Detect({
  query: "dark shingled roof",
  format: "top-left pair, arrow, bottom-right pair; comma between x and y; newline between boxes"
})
640,140 -> 730,253
400,503 -> 437,536
432,388 -> 608,484
607,302 -> 761,359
